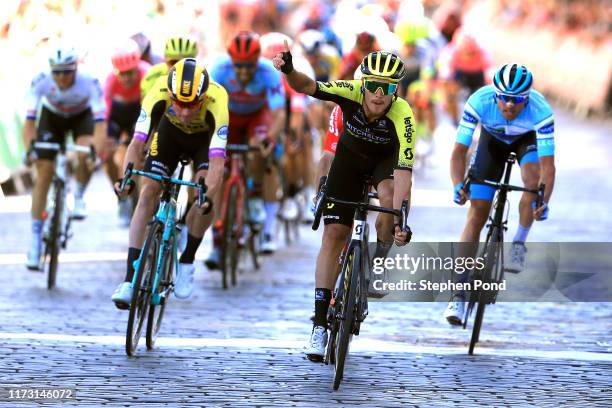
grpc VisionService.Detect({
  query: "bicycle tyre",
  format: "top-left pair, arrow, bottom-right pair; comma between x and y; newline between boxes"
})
469,226 -> 501,355
126,222 -> 160,356
221,184 -> 239,289
47,181 -> 64,290
146,232 -> 174,351
333,246 -> 360,390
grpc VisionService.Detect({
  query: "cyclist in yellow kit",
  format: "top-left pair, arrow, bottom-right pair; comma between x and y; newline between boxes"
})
140,36 -> 198,100
111,58 -> 228,309
273,45 -> 415,361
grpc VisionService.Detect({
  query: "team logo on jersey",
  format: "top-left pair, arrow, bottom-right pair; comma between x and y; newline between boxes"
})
539,122 -> 554,134
403,117 -> 414,144
217,125 -> 228,140
462,111 -> 478,124
137,109 -> 147,123
404,147 -> 414,161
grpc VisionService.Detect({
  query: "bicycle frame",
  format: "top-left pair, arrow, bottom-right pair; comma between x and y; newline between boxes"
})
215,146 -> 248,242
127,163 -> 205,306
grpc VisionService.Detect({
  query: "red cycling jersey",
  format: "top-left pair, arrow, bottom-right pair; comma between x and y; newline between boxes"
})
103,60 -> 150,119
323,105 -> 342,154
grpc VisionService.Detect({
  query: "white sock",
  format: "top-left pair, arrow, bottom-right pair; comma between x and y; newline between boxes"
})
513,224 -> 530,243
75,182 -> 86,199
264,202 -> 279,236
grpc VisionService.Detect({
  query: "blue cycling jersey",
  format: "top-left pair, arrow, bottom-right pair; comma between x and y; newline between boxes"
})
210,55 -> 285,115
456,85 -> 555,156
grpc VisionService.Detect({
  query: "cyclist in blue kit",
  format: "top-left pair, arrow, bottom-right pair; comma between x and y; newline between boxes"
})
444,63 -> 556,324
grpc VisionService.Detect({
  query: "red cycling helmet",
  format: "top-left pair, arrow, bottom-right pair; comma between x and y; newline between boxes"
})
228,31 -> 261,62
112,39 -> 141,72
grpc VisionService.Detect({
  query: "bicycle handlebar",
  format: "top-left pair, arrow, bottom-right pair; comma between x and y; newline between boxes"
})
119,162 -> 208,206
462,175 -> 545,206
311,177 -> 411,239
225,144 -> 261,153
33,141 -> 96,161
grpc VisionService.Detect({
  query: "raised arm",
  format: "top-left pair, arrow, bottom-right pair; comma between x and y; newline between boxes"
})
272,40 -> 317,96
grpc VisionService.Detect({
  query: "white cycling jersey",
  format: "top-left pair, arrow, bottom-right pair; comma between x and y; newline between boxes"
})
25,71 -> 105,121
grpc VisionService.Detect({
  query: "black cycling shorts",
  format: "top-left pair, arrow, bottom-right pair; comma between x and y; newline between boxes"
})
35,106 -> 94,160
107,100 -> 140,143
323,141 -> 395,227
454,70 -> 485,94
144,115 -> 210,177
468,128 -> 538,201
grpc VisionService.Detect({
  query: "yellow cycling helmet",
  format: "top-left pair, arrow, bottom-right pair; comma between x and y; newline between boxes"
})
167,58 -> 209,103
164,36 -> 198,60
360,51 -> 406,83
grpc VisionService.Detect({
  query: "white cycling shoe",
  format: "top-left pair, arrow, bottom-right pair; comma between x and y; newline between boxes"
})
304,325 -> 328,362
111,282 -> 133,310
174,263 -> 195,299
443,299 -> 465,326
72,197 -> 87,220
506,242 -> 527,273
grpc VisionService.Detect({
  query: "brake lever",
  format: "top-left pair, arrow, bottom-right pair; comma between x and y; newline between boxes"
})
536,183 -> 545,208
119,162 -> 134,192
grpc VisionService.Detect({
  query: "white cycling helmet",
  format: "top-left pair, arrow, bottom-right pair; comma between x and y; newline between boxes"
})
49,44 -> 78,71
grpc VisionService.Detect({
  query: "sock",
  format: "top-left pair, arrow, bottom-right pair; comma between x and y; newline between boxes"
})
212,226 -> 222,248
75,182 -> 86,199
264,201 -> 280,236
179,233 -> 203,264
373,239 -> 393,261
180,201 -> 192,225
513,224 -> 530,243
32,219 -> 44,238
313,288 -> 332,327
287,183 -> 299,198
125,247 -> 141,282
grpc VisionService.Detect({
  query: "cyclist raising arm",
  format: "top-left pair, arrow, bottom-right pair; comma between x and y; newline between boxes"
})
273,42 -> 414,361
111,58 -> 228,309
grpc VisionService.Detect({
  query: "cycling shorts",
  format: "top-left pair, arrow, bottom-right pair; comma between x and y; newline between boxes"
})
108,100 -> 140,143
35,106 -> 94,160
228,107 -> 271,145
468,128 -> 538,201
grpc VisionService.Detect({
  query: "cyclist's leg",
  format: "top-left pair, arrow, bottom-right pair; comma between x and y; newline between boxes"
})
514,133 -> 540,239
72,109 -> 98,218
28,108 -> 63,266
456,130 -> 505,286
125,120 -> 179,283
313,142 -> 364,325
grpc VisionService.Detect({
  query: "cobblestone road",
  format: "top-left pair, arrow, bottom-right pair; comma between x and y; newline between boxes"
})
0,108 -> 611,406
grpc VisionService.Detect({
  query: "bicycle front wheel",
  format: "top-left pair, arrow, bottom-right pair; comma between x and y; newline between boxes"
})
333,245 -> 360,391
146,233 -> 174,351
469,226 -> 501,355
221,184 -> 239,289
126,222 -> 160,356
46,182 -> 64,290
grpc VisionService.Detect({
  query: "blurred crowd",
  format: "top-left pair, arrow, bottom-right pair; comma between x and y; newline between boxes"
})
489,0 -> 611,44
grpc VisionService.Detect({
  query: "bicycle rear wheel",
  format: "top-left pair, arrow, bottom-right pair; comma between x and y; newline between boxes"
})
46,181 -> 64,290
146,233 -> 174,351
126,223 -> 160,356
469,226 -> 501,355
221,184 -> 239,289
333,245 -> 360,390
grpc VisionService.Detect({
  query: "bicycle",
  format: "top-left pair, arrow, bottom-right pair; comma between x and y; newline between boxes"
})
30,141 -> 95,289
461,152 -> 544,355
312,176 -> 411,390
213,144 -> 261,290
118,159 -> 207,356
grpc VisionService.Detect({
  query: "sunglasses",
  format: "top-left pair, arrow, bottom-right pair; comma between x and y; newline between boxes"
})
234,62 -> 256,69
171,98 -> 202,109
364,80 -> 397,95
496,93 -> 528,104
51,70 -> 75,76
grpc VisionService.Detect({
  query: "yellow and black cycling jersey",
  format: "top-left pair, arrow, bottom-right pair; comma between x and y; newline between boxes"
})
133,76 -> 229,156
312,79 -> 416,170
140,62 -> 169,101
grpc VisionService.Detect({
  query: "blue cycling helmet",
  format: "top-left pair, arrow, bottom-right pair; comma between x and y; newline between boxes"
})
493,63 -> 533,95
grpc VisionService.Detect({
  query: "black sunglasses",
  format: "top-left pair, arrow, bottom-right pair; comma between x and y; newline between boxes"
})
234,62 -> 256,69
